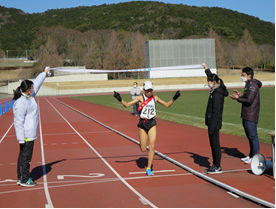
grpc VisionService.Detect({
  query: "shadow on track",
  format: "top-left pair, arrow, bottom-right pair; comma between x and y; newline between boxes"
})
30,159 -> 66,181
221,147 -> 245,158
185,152 -> 210,168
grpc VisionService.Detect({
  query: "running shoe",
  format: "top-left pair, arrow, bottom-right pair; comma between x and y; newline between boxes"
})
20,178 -> 36,187
241,156 -> 251,164
243,157 -> 252,164
146,168 -> 154,176
241,156 -> 250,162
17,179 -> 21,185
205,165 -> 222,174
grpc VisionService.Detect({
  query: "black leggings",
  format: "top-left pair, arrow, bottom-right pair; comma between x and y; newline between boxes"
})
208,129 -> 221,168
17,141 -> 34,183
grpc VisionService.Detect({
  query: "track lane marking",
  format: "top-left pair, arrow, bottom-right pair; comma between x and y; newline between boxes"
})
46,98 -> 157,208
38,99 -> 54,208
0,122 -> 13,144
55,98 -> 275,208
129,169 -> 176,175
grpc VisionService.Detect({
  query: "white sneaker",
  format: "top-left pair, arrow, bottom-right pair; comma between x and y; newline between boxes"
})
241,156 -> 251,164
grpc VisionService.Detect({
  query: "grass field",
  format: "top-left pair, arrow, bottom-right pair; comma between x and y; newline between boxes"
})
73,86 -> 275,144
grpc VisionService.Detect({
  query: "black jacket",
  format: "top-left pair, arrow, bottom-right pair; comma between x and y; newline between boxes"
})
205,69 -> 229,134
237,79 -> 262,123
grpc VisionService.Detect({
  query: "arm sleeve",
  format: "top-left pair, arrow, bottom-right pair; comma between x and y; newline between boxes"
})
204,68 -> 212,79
13,101 -> 27,143
237,86 -> 257,105
32,72 -> 46,96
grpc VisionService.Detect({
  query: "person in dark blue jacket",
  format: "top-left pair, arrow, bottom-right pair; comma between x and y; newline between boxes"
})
202,63 -> 229,174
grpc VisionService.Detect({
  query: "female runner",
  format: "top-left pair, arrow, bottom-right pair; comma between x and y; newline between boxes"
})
114,81 -> 180,176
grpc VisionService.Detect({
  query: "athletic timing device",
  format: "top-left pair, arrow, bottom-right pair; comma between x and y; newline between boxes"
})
50,64 -> 203,73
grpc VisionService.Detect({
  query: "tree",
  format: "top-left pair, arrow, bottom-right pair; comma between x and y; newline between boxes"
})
35,34 -> 63,72
208,28 -> 226,68
237,29 -> 261,68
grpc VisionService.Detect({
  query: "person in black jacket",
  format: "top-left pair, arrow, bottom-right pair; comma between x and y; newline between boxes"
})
202,63 -> 229,174
230,67 -> 262,164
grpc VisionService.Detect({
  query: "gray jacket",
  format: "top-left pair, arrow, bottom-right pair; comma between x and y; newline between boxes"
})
130,87 -> 141,100
13,72 -> 46,143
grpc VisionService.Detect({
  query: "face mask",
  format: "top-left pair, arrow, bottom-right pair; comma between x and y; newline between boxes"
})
241,76 -> 247,82
134,85 -> 137,88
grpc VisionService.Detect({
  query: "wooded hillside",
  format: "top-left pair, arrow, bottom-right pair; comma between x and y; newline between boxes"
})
0,1 -> 274,72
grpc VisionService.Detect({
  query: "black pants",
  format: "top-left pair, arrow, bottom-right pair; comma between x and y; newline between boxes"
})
208,129 -> 221,168
17,141 -> 34,183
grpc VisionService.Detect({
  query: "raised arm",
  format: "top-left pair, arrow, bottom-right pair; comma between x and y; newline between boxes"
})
114,91 -> 142,108
32,66 -> 51,96
202,63 -> 212,78
156,90 -> 181,108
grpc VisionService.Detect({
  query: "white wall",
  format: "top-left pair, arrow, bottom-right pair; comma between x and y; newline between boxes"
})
149,68 -> 217,78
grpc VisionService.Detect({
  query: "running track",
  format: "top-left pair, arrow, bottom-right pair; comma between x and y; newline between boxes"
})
0,96 -> 274,207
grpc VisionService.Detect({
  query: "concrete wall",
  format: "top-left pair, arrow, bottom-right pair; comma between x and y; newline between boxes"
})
149,68 -> 216,78
0,79 -> 274,96
0,73 -> 108,96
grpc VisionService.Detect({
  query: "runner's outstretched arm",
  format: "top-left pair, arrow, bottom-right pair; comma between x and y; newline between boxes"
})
156,90 -> 181,108
113,91 -> 141,108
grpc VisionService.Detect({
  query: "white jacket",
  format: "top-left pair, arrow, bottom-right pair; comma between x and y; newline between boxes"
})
13,72 -> 46,144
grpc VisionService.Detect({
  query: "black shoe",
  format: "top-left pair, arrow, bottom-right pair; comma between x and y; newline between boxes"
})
205,165 -> 222,174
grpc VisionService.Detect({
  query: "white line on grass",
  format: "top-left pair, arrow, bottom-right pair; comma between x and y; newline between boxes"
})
157,110 -> 273,132
112,103 -> 272,132
38,99 -> 54,208
46,98 -> 158,208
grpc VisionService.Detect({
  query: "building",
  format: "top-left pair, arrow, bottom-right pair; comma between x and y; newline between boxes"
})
145,39 -> 216,78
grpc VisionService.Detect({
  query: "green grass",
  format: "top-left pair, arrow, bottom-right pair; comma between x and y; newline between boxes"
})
73,87 -> 275,144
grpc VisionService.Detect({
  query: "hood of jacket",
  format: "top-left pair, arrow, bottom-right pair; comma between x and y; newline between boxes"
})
247,79 -> 262,88
212,85 -> 229,97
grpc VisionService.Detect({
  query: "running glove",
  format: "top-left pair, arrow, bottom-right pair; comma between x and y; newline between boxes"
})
172,90 -> 181,101
114,91 -> 122,102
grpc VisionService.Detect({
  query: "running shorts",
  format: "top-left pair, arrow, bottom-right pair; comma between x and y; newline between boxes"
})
137,118 -> 157,133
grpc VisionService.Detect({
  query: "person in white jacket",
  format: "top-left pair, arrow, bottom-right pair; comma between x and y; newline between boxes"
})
13,67 -> 51,187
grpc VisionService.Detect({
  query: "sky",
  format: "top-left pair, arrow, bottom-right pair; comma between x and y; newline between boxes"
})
0,0 -> 274,23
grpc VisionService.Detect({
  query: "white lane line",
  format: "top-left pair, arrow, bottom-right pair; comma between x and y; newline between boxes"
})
56,99 -> 275,208
46,98 -> 157,208
4,130 -> 112,139
0,173 -> 191,194
221,168 -> 249,173
0,169 -> 254,193
227,191 -> 240,198
129,170 -> 176,175
0,123 -> 13,144
38,99 -> 54,208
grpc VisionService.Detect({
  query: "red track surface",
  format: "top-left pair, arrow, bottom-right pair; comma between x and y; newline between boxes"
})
0,96 -> 274,207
